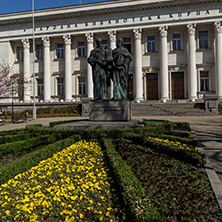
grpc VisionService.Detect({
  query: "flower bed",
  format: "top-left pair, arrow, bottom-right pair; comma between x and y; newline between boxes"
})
0,140 -> 125,221
114,138 -> 222,221
148,136 -> 199,153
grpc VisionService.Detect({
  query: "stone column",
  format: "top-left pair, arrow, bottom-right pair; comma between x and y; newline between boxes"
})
22,39 -> 31,102
134,28 -> 143,100
86,33 -> 94,99
159,26 -> 169,101
42,36 -> 51,102
215,22 -> 222,98
187,24 -> 197,101
108,30 -> 116,99
63,34 -> 72,102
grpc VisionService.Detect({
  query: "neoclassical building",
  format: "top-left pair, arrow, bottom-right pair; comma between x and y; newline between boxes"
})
0,0 -> 222,104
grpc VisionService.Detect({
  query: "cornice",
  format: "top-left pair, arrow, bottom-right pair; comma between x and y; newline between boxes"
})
0,0 -> 222,26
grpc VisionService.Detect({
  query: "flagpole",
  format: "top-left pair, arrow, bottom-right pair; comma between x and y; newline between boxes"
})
32,0 -> 36,119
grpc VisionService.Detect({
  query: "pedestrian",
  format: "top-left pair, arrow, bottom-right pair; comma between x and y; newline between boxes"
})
0,107 -> 4,126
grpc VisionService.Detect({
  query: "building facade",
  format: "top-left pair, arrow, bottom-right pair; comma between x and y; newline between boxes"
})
0,0 -> 222,103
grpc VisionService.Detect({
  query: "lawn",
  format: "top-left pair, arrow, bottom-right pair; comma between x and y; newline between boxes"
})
0,120 -> 221,221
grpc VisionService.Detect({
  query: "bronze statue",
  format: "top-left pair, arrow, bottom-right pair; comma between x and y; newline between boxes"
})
87,37 -> 131,100
112,38 -> 132,100
87,38 -> 108,100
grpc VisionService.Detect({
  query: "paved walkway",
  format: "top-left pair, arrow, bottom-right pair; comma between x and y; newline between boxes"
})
0,115 -> 222,209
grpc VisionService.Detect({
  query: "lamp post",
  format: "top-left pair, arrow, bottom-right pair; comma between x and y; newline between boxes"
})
32,0 -> 36,120
10,75 -> 15,122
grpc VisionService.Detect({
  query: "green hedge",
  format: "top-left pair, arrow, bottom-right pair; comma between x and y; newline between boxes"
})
125,133 -> 206,167
0,129 -> 26,137
0,133 -> 67,155
0,134 -> 81,185
49,119 -> 88,128
101,137 -> 163,222
0,133 -> 39,145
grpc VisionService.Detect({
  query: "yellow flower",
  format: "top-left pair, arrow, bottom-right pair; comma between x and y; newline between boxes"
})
79,213 -> 84,219
106,211 -> 110,217
99,216 -> 103,221
5,210 -> 10,216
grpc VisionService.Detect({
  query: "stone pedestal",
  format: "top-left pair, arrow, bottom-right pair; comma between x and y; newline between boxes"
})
204,95 -> 219,115
89,100 -> 131,121
81,98 -> 91,117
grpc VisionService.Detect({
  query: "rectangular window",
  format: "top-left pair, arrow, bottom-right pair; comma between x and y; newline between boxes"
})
147,36 -> 156,53
172,33 -> 181,51
17,78 -> 24,97
57,78 -> 64,95
79,77 -> 86,95
200,71 -> 209,91
36,45 -> 43,60
199,31 -> 208,49
56,43 -> 64,58
37,79 -> 44,96
101,40 -> 108,49
17,47 -> 23,61
123,37 -> 131,53
77,42 -> 85,57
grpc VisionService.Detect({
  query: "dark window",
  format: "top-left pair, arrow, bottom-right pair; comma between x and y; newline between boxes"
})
147,36 -> 156,52
79,77 -> 86,95
57,78 -> 64,95
78,42 -> 85,57
37,79 -> 44,96
36,45 -> 43,60
200,71 -> 209,91
172,33 -> 181,51
123,37 -> 131,53
199,31 -> 208,49
57,43 -> 64,58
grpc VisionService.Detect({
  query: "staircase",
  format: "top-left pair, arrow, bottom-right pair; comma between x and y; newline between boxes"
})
131,101 -> 214,116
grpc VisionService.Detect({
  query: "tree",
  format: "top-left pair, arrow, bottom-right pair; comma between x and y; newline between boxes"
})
0,61 -> 15,98
0,60 -> 30,99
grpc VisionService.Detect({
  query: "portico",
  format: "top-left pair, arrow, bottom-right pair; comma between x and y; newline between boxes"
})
0,0 -> 222,104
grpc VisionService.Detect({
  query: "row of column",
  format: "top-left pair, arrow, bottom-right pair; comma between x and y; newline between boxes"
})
21,22 -> 222,103
22,34 -> 73,102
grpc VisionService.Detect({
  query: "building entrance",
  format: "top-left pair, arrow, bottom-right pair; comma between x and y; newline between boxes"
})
171,72 -> 184,100
146,73 -> 158,100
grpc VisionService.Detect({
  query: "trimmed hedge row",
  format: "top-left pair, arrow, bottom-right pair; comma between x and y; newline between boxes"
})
0,133 -> 39,145
0,134 -> 81,185
0,129 -> 26,137
124,133 -> 206,167
101,137 -> 164,222
0,133 -> 67,155
2,104 -> 82,120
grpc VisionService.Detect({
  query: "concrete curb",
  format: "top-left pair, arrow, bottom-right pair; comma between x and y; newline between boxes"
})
191,128 -> 222,212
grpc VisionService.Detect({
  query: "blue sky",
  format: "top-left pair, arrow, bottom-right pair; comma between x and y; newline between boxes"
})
0,0 -> 111,15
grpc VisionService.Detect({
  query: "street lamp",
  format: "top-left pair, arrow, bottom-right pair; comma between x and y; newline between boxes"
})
32,0 -> 36,120
10,75 -> 15,122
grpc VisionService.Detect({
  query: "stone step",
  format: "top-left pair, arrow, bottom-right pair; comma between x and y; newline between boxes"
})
131,102 -> 214,116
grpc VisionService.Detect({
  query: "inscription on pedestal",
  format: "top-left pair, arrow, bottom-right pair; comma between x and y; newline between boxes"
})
89,101 -> 131,121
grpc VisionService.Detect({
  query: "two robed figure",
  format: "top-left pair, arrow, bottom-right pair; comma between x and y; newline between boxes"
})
87,38 -> 132,100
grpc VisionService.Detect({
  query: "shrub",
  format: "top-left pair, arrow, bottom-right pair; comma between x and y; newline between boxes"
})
124,133 -> 205,167
101,137 -> 164,222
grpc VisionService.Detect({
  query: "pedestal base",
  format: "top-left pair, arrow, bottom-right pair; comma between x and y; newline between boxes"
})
89,100 -> 131,121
